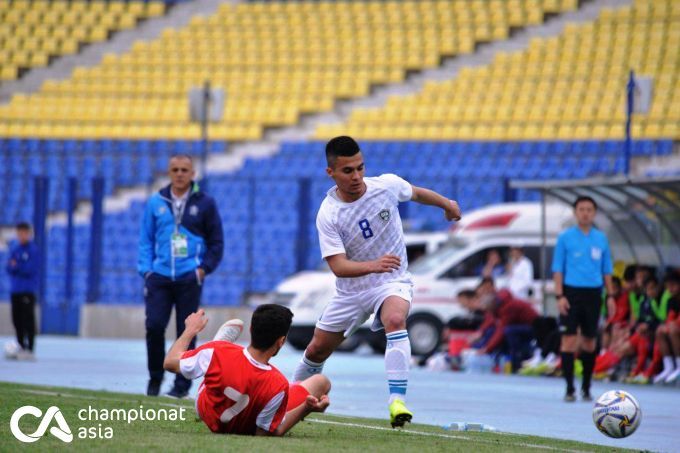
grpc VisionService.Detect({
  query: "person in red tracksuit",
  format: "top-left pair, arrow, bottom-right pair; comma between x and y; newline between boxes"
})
648,272 -> 680,384
594,274 -> 634,375
604,276 -> 663,384
471,289 -> 539,372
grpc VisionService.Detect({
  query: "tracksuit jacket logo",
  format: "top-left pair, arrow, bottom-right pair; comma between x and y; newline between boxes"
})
10,406 -> 73,443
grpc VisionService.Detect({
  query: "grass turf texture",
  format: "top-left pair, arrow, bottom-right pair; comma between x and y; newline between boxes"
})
0,381 -> 630,452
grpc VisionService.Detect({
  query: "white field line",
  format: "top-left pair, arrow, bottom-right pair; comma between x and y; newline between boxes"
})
306,418 -> 593,453
20,389 -> 194,410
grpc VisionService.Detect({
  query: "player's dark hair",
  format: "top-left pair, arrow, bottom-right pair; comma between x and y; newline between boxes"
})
612,276 -> 621,288
573,196 -> 597,210
457,289 -> 477,299
476,277 -> 495,290
623,265 -> 637,282
664,272 -> 680,285
250,304 -> 293,350
16,222 -> 31,231
325,136 -> 360,168
635,266 -> 652,278
644,276 -> 658,287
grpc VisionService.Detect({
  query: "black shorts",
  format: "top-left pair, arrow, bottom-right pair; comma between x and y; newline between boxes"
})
559,285 -> 601,338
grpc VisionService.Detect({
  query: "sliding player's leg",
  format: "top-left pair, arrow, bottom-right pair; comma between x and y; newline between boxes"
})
287,374 -> 332,413
213,319 -> 244,343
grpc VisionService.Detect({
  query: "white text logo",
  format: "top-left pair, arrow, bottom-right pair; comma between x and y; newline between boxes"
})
10,406 -> 73,443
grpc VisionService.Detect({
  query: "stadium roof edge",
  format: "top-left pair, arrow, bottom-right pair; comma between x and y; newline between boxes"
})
508,175 -> 680,190
507,176 -> 680,283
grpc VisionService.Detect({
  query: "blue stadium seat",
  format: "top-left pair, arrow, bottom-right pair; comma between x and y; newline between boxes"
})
656,140 -> 673,156
6,137 -> 675,308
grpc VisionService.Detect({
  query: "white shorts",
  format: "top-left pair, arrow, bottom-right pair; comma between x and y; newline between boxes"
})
316,281 -> 413,336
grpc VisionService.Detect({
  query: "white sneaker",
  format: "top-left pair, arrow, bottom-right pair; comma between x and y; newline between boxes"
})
521,350 -> 542,369
535,354 -> 559,375
653,367 -> 674,384
3,341 -> 21,360
664,368 -> 680,384
213,319 -> 244,343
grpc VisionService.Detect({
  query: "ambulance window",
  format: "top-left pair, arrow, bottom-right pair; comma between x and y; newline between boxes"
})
406,244 -> 427,263
441,247 -> 509,279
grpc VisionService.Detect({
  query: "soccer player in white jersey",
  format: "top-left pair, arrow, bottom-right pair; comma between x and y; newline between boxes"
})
292,136 -> 462,427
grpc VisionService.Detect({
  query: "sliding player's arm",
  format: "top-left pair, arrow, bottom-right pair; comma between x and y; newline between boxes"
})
163,309 -> 208,373
326,253 -> 401,278
410,185 -> 461,221
255,395 -> 330,437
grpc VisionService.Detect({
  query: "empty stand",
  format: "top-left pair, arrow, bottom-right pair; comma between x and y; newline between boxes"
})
5,136 -> 671,306
316,0 -> 679,141
0,0 -> 576,140
0,0 -> 164,83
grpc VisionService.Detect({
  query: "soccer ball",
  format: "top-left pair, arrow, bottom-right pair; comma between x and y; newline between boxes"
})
3,340 -> 21,359
592,390 -> 641,438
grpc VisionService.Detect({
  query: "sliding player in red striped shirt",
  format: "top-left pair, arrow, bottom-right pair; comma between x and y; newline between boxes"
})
164,305 -> 330,436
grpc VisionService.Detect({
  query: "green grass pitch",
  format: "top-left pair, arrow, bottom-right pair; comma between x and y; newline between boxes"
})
0,381 -> 631,452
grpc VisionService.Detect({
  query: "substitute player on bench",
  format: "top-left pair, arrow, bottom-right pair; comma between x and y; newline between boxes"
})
292,136 -> 461,427
164,305 -> 330,436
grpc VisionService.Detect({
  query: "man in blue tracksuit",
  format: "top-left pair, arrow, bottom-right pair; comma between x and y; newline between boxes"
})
6,222 -> 40,360
552,196 -> 614,402
138,154 -> 224,398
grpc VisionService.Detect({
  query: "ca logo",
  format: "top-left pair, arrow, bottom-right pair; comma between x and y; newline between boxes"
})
10,406 -> 73,443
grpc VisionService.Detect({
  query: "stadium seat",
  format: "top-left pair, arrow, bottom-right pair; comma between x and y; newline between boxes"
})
0,1 -> 160,83
316,0 -> 679,141
2,0 -> 571,141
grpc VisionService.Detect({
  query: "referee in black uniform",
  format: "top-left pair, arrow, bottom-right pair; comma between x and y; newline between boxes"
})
552,196 -> 615,402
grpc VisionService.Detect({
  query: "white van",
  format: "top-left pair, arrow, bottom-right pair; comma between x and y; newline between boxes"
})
270,202 -> 574,356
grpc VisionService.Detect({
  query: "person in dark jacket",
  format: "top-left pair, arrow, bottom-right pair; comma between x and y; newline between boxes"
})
5,222 -> 40,361
138,154 -> 224,398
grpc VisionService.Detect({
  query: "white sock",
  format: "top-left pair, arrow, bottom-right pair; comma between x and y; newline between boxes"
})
663,356 -> 675,371
385,330 -> 410,404
292,353 -> 325,383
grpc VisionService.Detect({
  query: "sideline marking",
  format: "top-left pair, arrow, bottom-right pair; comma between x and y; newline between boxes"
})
306,418 -> 591,453
20,389 -> 193,409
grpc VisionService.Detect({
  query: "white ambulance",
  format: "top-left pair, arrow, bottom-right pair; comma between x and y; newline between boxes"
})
270,202 -> 574,356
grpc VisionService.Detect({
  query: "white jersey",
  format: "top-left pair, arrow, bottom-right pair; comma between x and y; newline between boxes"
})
316,174 -> 413,294
505,255 -> 534,299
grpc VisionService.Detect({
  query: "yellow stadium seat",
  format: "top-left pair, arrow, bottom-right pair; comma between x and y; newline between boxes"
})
30,52 -> 49,67
2,0 -> 677,142
100,12 -> 118,29
145,2 -> 165,18
59,38 -> 79,55
108,2 -> 126,15
660,122 -> 677,138
118,13 -> 138,30
0,65 -> 18,81
643,123 -> 662,138
87,27 -> 109,43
